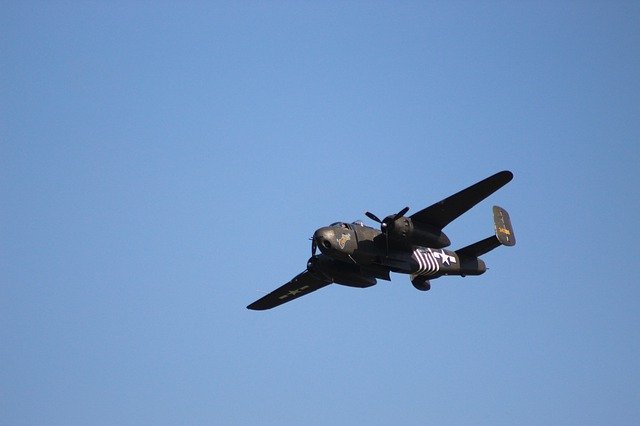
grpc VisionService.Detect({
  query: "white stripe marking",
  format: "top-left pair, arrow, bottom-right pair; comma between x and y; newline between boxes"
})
413,248 -> 442,276
416,251 -> 426,274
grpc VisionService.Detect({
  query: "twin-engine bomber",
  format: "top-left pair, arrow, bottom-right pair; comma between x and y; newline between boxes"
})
247,171 -> 516,310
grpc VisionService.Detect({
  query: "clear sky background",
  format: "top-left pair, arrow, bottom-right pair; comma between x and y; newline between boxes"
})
2,2 -> 639,425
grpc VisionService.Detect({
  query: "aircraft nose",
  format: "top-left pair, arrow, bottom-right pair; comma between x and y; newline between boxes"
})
313,228 -> 335,252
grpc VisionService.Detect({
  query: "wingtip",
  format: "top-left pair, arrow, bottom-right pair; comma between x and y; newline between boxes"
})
498,170 -> 514,182
247,301 -> 270,311
489,170 -> 514,188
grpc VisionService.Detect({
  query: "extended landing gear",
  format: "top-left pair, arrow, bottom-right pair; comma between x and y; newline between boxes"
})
411,276 -> 431,291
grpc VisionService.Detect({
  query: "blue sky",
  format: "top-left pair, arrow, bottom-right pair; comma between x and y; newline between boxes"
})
2,2 -> 639,425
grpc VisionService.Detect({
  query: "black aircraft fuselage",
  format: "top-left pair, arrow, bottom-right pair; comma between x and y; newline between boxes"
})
310,220 -> 487,285
248,171 -> 516,310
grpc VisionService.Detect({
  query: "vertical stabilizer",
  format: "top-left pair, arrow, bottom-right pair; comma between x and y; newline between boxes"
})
493,205 -> 515,246
455,206 -> 516,258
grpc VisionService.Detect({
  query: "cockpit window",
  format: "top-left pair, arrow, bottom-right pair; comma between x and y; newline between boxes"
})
330,222 -> 350,229
352,220 -> 365,227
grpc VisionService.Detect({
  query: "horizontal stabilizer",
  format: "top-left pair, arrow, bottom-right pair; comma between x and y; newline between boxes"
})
456,236 -> 501,258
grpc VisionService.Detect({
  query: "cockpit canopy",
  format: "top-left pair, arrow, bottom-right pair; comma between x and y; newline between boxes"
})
329,221 -> 372,229
329,222 -> 349,228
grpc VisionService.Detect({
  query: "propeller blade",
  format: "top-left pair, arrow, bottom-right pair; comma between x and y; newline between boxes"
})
365,211 -> 382,223
393,206 -> 410,220
367,207 -> 409,259
310,237 -> 317,256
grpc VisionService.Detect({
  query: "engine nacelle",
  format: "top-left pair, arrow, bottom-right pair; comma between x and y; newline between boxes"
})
307,255 -> 377,288
386,217 -> 451,249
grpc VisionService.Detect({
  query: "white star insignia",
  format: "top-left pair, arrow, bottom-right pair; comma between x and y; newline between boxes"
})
433,249 -> 455,265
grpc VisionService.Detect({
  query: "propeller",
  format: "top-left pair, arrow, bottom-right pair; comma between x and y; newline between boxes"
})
365,211 -> 383,224
365,206 -> 410,257
365,206 -> 410,228
310,237 -> 317,256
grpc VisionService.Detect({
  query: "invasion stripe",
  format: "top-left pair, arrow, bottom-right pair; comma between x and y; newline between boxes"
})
416,250 -> 426,274
420,249 -> 440,276
431,251 -> 441,274
413,250 -> 424,275
420,251 -> 430,274
425,252 -> 435,274
430,251 -> 439,273
414,248 -> 443,276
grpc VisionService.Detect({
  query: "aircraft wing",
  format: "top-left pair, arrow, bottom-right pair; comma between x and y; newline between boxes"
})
247,270 -> 332,310
410,170 -> 513,229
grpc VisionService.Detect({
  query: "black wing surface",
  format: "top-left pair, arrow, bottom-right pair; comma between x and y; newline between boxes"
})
410,170 -> 513,229
247,271 -> 331,310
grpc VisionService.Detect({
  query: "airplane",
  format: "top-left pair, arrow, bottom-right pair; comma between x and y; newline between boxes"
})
247,171 -> 516,310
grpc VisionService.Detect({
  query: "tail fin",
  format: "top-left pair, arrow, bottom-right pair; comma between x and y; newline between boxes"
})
455,206 -> 516,258
493,205 -> 516,246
